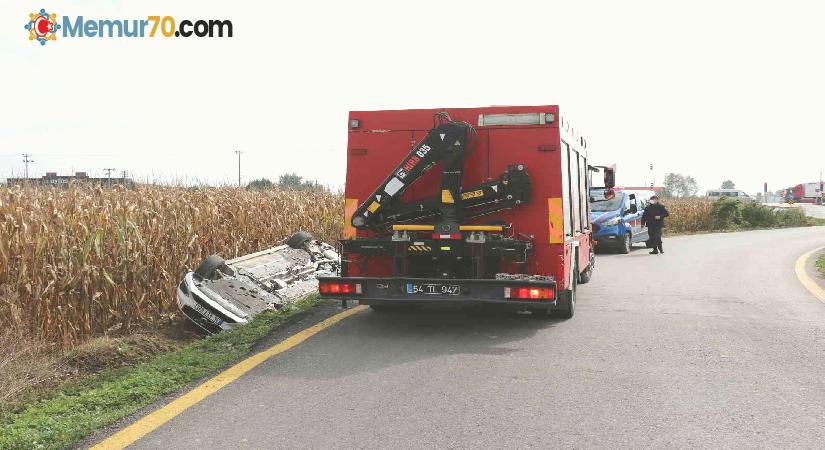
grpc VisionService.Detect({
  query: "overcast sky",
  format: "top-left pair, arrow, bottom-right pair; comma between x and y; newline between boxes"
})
1,0 -> 823,193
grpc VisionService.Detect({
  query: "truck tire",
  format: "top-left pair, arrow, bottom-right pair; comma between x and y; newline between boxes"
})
287,231 -> 313,249
194,255 -> 226,280
554,260 -> 577,319
579,248 -> 594,284
618,232 -> 631,254
579,262 -> 593,284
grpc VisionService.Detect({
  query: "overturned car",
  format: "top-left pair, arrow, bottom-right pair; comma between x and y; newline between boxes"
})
176,231 -> 340,333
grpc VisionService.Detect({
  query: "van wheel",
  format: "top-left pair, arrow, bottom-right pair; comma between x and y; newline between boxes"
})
618,232 -> 631,254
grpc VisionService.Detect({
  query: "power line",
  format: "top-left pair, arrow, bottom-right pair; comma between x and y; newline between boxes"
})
234,150 -> 242,187
22,154 -> 34,178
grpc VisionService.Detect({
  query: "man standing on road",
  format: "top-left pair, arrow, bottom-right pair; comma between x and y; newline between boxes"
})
642,195 -> 669,254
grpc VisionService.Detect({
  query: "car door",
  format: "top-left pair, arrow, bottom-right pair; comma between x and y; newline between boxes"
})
624,194 -> 646,242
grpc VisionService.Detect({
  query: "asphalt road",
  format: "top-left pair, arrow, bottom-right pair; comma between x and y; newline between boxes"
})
128,227 -> 825,449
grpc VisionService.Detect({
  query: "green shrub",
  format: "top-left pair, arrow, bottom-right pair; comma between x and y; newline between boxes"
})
740,201 -> 777,228
711,197 -> 742,229
775,207 -> 809,227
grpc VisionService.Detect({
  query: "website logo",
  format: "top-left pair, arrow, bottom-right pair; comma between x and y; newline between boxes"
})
26,9 -> 60,46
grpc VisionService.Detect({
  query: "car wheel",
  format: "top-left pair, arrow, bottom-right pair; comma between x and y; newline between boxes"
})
194,255 -> 226,280
618,232 -> 631,254
287,230 -> 313,249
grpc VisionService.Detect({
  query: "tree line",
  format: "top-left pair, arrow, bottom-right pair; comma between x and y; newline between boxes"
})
246,173 -> 326,191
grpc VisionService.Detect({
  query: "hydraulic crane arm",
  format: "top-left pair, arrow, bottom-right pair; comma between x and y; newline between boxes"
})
376,165 -> 531,226
352,114 -> 532,231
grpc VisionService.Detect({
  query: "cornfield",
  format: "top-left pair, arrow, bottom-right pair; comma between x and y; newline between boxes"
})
660,198 -> 715,233
0,185 -> 808,348
0,184 -> 343,347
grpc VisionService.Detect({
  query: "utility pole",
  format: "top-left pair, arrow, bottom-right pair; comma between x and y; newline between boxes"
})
649,163 -> 654,187
234,150 -> 242,187
103,168 -> 116,179
22,154 -> 34,179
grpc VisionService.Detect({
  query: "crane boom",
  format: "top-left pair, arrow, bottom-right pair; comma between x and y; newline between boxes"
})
351,113 -> 532,232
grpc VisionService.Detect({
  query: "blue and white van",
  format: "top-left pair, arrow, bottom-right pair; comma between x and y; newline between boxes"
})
589,190 -> 648,253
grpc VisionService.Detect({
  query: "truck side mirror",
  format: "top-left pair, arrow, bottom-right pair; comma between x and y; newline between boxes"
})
604,167 -> 615,189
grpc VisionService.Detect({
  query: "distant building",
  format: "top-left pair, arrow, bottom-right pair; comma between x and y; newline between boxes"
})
6,172 -> 134,187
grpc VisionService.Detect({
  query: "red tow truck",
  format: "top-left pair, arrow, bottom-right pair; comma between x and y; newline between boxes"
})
318,106 -> 613,318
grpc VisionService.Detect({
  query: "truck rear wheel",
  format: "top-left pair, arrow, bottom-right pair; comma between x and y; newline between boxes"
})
579,249 -> 594,284
554,260 -> 577,319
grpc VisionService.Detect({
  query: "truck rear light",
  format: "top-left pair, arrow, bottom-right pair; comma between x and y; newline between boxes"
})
431,233 -> 462,240
319,281 -> 362,295
504,287 -> 554,300
478,113 -> 552,127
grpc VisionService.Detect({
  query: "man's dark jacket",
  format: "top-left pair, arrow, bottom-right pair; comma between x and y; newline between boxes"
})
641,203 -> 670,229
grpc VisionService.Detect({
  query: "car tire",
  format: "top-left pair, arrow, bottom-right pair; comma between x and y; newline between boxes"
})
287,230 -> 313,249
194,255 -> 226,280
618,232 -> 631,254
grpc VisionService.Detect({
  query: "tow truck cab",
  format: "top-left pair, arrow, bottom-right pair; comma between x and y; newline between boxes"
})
320,106 -> 610,318
589,190 -> 648,253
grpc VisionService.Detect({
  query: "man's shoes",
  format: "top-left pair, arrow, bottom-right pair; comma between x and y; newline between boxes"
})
649,250 -> 659,254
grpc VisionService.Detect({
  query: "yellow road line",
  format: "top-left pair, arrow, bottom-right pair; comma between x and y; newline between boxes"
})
92,304 -> 368,450
795,246 -> 825,303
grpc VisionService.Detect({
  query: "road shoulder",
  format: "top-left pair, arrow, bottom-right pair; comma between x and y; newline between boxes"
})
76,299 -> 353,449
796,246 -> 825,303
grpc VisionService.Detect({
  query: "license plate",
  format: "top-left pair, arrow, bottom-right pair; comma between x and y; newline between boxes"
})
406,283 -> 460,295
191,302 -> 224,326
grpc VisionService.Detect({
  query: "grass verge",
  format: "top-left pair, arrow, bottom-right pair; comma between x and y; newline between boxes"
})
817,254 -> 825,278
0,295 -> 321,450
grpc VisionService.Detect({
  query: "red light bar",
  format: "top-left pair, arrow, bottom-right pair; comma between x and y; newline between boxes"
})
319,281 -> 361,295
504,286 -> 554,300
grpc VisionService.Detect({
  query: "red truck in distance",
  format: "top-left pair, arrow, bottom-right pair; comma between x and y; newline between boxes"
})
784,182 -> 824,204
318,106 -> 614,318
